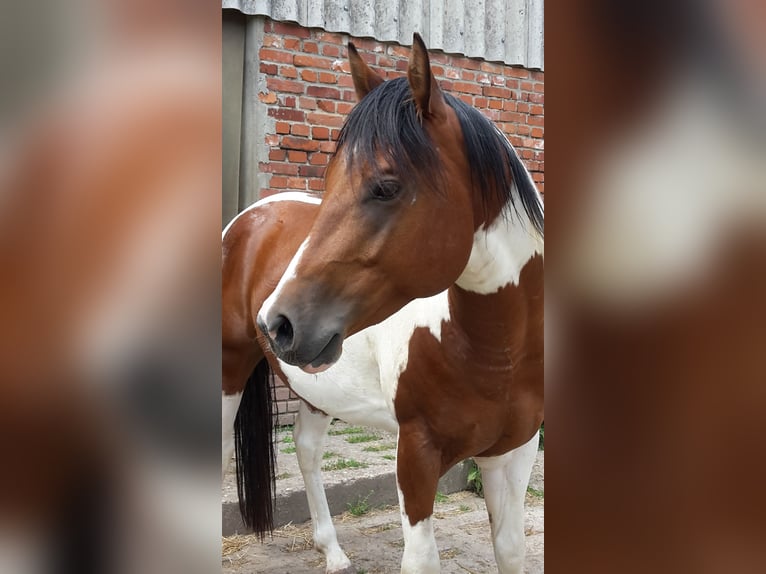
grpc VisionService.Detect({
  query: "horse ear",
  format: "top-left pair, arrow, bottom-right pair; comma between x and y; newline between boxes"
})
407,33 -> 446,120
348,42 -> 384,100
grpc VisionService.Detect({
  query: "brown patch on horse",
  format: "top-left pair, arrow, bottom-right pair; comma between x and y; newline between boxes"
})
348,42 -> 384,101
395,255 -> 544,524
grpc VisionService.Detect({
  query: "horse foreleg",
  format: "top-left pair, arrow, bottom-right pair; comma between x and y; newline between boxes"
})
396,427 -> 441,574
475,431 -> 539,574
293,401 -> 353,574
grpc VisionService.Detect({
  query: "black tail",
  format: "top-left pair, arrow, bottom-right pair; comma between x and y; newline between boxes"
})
233,358 -> 276,538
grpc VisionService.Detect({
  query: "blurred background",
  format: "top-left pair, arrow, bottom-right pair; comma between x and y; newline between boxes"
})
0,1 -> 221,573
546,0 -> 766,572
1,0 -> 765,573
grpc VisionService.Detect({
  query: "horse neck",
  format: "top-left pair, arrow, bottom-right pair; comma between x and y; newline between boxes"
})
449,197 -> 543,356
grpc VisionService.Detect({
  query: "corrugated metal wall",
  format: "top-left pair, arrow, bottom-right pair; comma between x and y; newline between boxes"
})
222,0 -> 544,70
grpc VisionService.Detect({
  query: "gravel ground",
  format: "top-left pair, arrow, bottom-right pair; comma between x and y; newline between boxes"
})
223,421 -> 544,573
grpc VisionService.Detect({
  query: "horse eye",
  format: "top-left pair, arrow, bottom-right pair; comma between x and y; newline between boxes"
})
369,180 -> 401,201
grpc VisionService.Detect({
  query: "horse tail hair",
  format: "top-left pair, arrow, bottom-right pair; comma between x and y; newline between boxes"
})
234,358 -> 276,538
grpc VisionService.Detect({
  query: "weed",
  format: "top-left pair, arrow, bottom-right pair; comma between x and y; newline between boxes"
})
327,426 -> 366,436
467,460 -> 484,498
281,446 -> 296,454
381,454 -> 396,461
282,435 -> 294,444
527,486 -> 544,498
362,443 -> 396,452
347,493 -> 373,517
459,504 -> 471,512
322,451 -> 338,459
276,472 -> 291,480
434,492 -> 448,503
345,433 -> 381,444
322,458 -> 369,471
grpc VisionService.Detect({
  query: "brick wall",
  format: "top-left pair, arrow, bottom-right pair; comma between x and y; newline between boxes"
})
258,19 -> 544,426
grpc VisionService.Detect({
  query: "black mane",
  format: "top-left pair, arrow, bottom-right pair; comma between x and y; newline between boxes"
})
333,77 -> 544,236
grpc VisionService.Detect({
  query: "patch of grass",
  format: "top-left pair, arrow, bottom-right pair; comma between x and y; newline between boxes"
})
345,433 -> 381,444
527,486 -> 544,499
322,451 -> 338,459
362,443 -> 396,452
276,472 -> 291,480
459,504 -> 471,512
434,491 -> 448,503
281,446 -> 296,454
282,435 -> 293,444
322,458 -> 369,471
347,493 -> 373,517
467,460 -> 484,498
327,426 -> 366,436
381,454 -> 396,461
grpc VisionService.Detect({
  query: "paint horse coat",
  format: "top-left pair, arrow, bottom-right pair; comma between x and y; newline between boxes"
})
222,34 -> 544,574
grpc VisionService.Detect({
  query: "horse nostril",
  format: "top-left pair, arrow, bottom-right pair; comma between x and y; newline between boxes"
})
271,314 -> 294,352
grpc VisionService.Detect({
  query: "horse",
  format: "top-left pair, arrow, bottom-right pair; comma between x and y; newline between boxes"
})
222,33 -> 544,574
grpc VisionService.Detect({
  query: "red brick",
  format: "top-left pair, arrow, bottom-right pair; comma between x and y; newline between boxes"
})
269,149 -> 286,161
462,70 -> 477,81
260,62 -> 278,75
273,21 -> 311,38
307,112 -> 344,128
280,66 -> 298,79
480,61 -> 504,74
288,150 -> 308,162
378,56 -> 394,68
270,176 -> 289,188
530,104 -> 543,115
527,115 -> 544,126
331,129 -> 341,140
309,152 -> 330,164
284,38 -> 300,51
331,59 -> 351,73
281,136 -> 320,152
299,165 -> 325,177
458,94 -> 473,105
268,108 -> 305,122
337,102 -> 354,115
341,90 -> 356,102
483,86 -> 511,98
520,81 -> 534,92
317,100 -> 335,113
311,126 -> 331,140
263,34 -> 281,48
294,55 -> 333,69
530,127 -> 544,138
396,59 -> 409,72
308,178 -> 324,191
260,48 -> 293,64
275,122 -> 290,134
265,134 -> 279,146
504,100 -> 518,111
319,72 -> 338,84
529,93 -> 544,104
291,124 -> 310,137
258,91 -> 277,104
280,95 -> 297,108
474,97 -> 489,108
459,58 -> 482,70
501,112 -> 525,123
301,69 -> 318,82
260,162 -> 299,175
516,103 -> 530,113
491,75 -> 506,86
389,45 -> 410,58
476,73 -> 491,85
488,99 -> 503,110
445,68 -> 460,80
299,96 -> 317,110
516,124 -> 531,136
267,78 -> 304,94
322,44 -> 341,57
337,76 -> 355,88
319,141 -> 337,153
303,41 -> 319,54
307,86 -> 341,100
317,32 -> 342,44
507,67 -> 530,79
286,176 -> 309,189
430,52 -> 449,65
533,82 -> 544,93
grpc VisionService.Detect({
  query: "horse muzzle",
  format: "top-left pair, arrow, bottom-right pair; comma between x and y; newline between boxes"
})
256,310 -> 344,374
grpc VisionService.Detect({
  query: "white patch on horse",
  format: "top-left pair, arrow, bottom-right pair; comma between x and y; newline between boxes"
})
258,237 -> 310,326
221,391 -> 242,475
277,292 -> 450,431
456,193 -> 543,294
396,478 -> 440,573
222,192 -> 321,239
